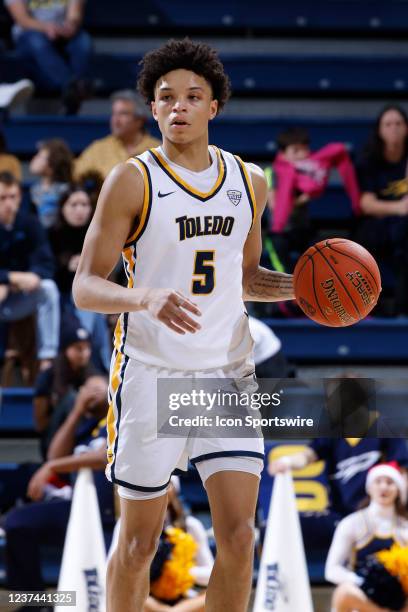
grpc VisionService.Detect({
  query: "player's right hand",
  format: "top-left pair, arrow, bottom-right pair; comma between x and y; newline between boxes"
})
142,289 -> 202,335
267,458 -> 291,476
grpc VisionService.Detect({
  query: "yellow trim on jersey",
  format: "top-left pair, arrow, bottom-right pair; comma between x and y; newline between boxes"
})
107,351 -> 126,465
125,157 -> 151,244
235,155 -> 257,225
113,314 -> 124,349
150,146 -> 225,199
123,245 -> 136,289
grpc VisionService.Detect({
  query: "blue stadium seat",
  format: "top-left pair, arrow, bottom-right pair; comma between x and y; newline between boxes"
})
264,317 -> 408,361
3,116 -> 369,158
2,48 -> 407,96
82,0 -> 408,32
89,53 -> 408,95
0,388 -> 34,432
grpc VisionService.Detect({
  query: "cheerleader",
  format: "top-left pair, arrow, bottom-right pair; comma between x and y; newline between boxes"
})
325,462 -> 408,612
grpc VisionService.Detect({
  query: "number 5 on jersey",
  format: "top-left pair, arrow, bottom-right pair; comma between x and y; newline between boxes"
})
191,250 -> 215,294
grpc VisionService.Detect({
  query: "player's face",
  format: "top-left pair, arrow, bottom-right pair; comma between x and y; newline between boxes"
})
0,183 -> 21,226
151,69 -> 218,144
369,475 -> 399,506
379,110 -> 408,147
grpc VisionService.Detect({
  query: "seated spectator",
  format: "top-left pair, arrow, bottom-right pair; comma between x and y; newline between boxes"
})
269,437 -> 408,518
0,171 -> 59,370
5,0 -> 92,114
356,105 -> 408,316
4,375 -> 113,593
268,127 -> 360,271
30,139 -> 73,228
109,477 -> 213,612
33,320 -> 99,457
75,90 -> 160,179
48,185 -> 93,294
0,129 -> 22,180
269,378 -> 408,553
49,185 -> 111,372
325,463 -> 408,612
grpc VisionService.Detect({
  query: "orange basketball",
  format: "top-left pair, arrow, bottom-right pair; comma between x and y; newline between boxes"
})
293,238 -> 382,327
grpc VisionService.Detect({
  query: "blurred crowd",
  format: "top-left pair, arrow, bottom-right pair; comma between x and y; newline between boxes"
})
0,88 -> 160,388
2,5 -> 408,607
2,100 -> 408,384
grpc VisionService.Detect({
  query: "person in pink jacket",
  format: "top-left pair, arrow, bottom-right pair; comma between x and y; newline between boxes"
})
267,127 -> 361,272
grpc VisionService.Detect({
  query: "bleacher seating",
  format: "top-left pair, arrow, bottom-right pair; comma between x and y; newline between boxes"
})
267,318 -> 408,361
3,115 -> 371,159
2,1 -> 408,596
80,1 -> 408,32
2,49 -> 408,97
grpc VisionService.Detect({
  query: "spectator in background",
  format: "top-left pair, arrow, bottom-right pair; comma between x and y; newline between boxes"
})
49,185 -> 111,372
268,376 -> 408,558
49,185 -> 93,295
248,316 -> 292,379
4,375 -> 113,594
0,171 -> 59,370
75,90 -> 160,179
0,129 -> 22,180
268,127 -> 360,271
356,105 -> 408,316
325,463 -> 408,612
30,139 -> 73,228
5,0 -> 92,114
33,321 -> 98,457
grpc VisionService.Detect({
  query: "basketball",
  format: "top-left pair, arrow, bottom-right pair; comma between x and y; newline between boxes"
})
293,238 -> 382,327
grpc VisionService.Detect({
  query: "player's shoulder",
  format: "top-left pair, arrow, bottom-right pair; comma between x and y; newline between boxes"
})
98,162 -> 145,211
245,162 -> 267,186
222,148 -> 267,187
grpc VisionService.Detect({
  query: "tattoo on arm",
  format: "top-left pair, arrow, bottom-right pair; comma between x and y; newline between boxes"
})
244,267 -> 295,302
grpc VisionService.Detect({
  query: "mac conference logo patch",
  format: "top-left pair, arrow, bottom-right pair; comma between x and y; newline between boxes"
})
227,189 -> 242,206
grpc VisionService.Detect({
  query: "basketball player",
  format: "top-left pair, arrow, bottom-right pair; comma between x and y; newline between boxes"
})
73,39 -> 294,612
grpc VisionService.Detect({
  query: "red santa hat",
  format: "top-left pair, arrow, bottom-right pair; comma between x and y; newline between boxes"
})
366,461 -> 407,504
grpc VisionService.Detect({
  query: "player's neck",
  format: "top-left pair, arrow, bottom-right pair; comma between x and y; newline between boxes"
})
161,138 -> 212,172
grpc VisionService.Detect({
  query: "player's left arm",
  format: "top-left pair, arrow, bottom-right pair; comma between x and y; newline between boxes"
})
242,163 -> 295,302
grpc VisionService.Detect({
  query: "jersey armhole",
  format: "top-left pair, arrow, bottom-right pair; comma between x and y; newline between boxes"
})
124,157 -> 152,246
233,155 -> 257,228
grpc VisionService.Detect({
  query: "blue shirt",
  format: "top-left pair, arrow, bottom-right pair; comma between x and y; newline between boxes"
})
310,438 -> 408,515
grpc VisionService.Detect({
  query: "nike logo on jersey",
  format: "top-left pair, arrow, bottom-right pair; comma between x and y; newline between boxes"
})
158,190 -> 176,198
175,215 -> 235,241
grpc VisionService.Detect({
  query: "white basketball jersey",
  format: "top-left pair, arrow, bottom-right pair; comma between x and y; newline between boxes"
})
113,145 -> 256,369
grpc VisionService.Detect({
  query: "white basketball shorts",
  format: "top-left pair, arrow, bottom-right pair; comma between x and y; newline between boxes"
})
106,349 -> 265,498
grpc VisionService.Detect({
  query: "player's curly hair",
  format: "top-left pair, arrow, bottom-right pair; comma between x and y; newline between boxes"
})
137,38 -> 231,113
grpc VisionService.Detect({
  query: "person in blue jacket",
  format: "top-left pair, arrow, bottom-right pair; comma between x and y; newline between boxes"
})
0,171 -> 60,368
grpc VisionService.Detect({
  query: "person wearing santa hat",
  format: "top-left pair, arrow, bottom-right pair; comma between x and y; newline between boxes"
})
325,462 -> 408,612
